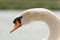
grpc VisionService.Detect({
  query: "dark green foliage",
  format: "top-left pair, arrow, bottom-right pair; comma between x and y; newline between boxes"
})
0,0 -> 60,9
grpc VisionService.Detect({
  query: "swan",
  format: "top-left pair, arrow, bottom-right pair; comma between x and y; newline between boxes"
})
10,8 -> 60,40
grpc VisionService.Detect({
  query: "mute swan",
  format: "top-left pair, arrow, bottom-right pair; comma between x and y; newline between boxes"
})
10,8 -> 60,40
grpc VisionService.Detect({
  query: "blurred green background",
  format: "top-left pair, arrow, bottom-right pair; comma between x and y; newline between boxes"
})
0,0 -> 60,10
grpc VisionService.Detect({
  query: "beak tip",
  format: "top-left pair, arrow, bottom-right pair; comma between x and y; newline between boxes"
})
10,20 -> 21,33
10,30 -> 13,33
10,31 -> 12,33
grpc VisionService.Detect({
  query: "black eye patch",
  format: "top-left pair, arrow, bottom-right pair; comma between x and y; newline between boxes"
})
13,16 -> 23,24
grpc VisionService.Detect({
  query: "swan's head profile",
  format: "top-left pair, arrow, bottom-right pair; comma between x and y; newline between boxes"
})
10,10 -> 38,33
10,16 -> 23,33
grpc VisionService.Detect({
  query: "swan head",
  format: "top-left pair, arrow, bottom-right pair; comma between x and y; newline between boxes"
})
10,16 -> 23,33
10,13 -> 34,33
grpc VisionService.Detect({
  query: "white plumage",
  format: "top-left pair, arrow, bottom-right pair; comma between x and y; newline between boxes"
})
11,8 -> 60,40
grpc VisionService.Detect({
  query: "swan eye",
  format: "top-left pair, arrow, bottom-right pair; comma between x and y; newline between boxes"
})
20,16 -> 23,18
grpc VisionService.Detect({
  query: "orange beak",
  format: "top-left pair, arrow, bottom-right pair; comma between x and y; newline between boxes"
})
10,20 -> 21,33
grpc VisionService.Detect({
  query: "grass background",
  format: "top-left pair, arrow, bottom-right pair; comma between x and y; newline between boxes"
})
0,0 -> 60,9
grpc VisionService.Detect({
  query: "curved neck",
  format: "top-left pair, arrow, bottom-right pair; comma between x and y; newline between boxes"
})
33,13 -> 60,40
42,14 -> 60,40
46,17 -> 60,40
22,9 -> 60,40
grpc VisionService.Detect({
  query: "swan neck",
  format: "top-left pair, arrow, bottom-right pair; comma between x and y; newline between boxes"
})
46,17 -> 60,40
